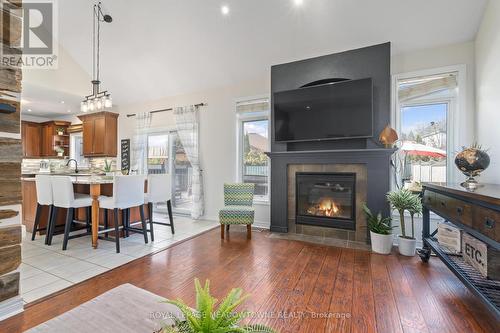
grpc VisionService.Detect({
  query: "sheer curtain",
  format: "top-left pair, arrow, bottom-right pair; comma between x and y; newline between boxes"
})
131,112 -> 152,175
174,105 -> 204,219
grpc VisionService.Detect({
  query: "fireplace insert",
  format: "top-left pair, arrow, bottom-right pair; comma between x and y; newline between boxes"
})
296,172 -> 356,230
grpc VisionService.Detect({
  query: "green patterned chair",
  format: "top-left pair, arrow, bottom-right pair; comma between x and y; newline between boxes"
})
219,183 -> 255,239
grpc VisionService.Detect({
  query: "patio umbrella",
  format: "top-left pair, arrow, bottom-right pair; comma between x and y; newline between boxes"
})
400,141 -> 446,158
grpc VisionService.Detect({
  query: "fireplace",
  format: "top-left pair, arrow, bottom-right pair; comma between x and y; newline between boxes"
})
296,172 -> 356,230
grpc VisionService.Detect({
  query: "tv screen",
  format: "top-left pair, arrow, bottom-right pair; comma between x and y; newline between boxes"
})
274,78 -> 373,142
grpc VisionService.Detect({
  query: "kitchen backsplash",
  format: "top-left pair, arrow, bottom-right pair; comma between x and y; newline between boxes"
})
22,157 -> 117,174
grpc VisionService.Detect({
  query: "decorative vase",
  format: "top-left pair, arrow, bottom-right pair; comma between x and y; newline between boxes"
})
57,131 -> 64,135
370,231 -> 393,254
57,152 -> 63,157
379,125 -> 398,148
454,145 -> 490,189
398,236 -> 417,256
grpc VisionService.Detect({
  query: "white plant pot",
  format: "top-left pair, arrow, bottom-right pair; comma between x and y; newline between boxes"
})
370,231 -> 393,254
398,236 -> 417,256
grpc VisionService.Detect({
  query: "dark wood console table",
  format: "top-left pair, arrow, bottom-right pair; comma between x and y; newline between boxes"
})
420,182 -> 500,320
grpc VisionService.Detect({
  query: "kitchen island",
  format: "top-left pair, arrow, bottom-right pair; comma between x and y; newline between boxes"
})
21,175 -> 149,249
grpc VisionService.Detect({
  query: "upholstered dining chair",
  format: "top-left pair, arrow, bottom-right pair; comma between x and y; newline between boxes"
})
219,183 -> 255,240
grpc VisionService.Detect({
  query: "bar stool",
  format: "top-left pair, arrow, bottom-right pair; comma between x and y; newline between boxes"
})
98,175 -> 148,253
32,175 -> 54,244
50,176 -> 92,250
144,174 -> 175,241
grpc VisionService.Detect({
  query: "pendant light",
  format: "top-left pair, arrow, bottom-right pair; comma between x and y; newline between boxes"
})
81,1 -> 113,112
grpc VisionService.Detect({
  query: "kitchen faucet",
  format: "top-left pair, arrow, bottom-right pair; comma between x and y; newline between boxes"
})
66,159 -> 79,173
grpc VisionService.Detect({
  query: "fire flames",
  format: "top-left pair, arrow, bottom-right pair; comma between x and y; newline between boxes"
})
307,198 -> 341,217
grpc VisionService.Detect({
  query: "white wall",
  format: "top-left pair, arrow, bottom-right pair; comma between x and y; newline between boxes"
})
475,0 -> 500,184
118,77 -> 271,227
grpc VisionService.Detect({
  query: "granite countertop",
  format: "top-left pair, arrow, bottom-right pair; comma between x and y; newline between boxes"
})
21,175 -> 114,185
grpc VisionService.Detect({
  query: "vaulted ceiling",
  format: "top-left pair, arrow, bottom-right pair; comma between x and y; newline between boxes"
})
23,0 -> 488,116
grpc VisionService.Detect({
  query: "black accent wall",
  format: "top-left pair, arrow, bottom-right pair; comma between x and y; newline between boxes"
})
268,43 -> 393,235
271,42 -> 391,152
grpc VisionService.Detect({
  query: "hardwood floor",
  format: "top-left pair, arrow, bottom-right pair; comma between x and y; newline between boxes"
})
1,228 -> 498,332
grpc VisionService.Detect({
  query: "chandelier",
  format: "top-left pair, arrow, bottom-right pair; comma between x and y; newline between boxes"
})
81,2 -> 113,113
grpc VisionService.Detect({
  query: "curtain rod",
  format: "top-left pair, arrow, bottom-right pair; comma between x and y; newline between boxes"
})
126,102 -> 207,118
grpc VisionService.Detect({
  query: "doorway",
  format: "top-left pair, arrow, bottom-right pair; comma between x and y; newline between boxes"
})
147,131 -> 193,215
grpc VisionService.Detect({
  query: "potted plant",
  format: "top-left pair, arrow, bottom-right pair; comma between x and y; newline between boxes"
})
387,189 -> 421,256
54,145 -> 64,157
160,279 -> 276,333
56,127 -> 65,135
103,159 -> 113,176
363,204 -> 394,254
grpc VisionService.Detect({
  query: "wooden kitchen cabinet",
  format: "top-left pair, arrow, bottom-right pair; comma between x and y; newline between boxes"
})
21,121 -> 41,157
78,112 -> 118,157
21,121 -> 71,157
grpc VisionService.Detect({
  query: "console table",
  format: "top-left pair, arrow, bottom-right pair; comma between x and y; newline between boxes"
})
419,182 -> 500,320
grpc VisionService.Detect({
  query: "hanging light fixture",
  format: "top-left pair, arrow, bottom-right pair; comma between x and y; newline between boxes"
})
81,2 -> 113,113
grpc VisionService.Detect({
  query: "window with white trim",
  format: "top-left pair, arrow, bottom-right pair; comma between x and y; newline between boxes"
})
236,98 -> 270,202
393,71 -> 458,188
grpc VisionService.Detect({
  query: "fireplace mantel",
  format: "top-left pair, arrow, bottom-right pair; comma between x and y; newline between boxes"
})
265,148 -> 396,158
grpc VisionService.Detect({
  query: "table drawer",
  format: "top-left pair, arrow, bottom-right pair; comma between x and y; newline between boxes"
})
472,206 -> 500,243
426,191 -> 473,226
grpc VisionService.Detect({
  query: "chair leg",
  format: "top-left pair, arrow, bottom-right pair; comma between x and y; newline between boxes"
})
226,225 -> 230,231
167,199 -> 175,234
139,205 -> 148,244
47,207 -> 58,246
220,224 -> 225,239
247,225 -> 252,240
125,209 -> 130,237
104,209 -> 109,238
44,205 -> 53,245
148,202 -> 154,242
86,207 -> 91,233
62,208 -> 74,251
114,208 -> 120,253
32,203 -> 42,241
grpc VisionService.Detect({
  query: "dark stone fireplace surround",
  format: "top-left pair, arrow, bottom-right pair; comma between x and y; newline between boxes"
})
267,149 -> 394,243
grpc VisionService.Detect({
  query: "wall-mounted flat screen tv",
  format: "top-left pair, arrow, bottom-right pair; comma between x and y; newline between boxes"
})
274,78 -> 373,142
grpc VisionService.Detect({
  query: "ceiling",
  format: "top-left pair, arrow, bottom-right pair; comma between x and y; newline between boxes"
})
22,0 -> 488,117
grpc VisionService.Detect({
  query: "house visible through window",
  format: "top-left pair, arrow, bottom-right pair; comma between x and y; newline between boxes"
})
237,98 -> 270,201
394,72 -> 457,187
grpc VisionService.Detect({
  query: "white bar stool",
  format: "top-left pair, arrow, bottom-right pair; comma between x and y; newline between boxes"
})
50,176 -> 92,250
144,174 -> 175,241
33,175 -> 55,244
98,175 -> 148,253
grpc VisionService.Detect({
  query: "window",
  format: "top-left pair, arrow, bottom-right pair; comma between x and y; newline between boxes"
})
394,71 -> 458,187
237,98 -> 270,202
70,132 -> 88,167
146,131 -> 193,215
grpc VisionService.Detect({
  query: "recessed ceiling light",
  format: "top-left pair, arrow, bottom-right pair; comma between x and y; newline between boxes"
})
67,109 -> 72,113
60,100 -> 65,104
27,109 -> 32,112
221,5 -> 229,15
294,0 -> 304,6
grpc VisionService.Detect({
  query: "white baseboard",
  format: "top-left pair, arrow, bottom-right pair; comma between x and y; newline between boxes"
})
0,296 -> 24,322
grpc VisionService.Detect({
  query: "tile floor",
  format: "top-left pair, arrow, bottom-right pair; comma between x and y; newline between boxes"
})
19,215 -> 218,304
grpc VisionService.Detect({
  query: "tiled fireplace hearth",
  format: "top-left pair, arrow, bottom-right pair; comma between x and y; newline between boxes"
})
288,164 -> 367,243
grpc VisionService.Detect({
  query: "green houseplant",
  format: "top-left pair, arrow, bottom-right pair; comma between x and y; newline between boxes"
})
363,204 -> 394,254
161,279 -> 276,333
387,189 -> 422,256
103,159 -> 113,176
